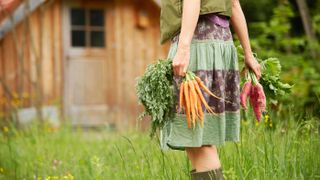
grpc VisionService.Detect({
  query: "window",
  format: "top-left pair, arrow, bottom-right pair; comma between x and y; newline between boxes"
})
70,8 -> 105,48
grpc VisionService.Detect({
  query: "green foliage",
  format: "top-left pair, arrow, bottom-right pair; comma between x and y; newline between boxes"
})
240,0 -> 278,22
312,14 -> 320,36
259,57 -> 293,105
237,0 -> 320,117
249,1 -> 300,53
280,55 -> 320,116
135,59 -> 175,137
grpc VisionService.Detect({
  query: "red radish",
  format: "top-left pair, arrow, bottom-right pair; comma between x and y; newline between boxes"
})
250,84 -> 261,122
240,81 -> 252,109
250,82 -> 266,122
256,83 -> 266,112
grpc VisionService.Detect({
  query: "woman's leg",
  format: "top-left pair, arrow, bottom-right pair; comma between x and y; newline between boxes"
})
186,145 -> 221,172
186,148 -> 197,170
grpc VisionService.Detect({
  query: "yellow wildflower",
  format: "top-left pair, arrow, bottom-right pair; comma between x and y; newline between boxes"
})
264,114 -> 269,123
68,173 -> 73,180
12,92 -> 18,98
53,176 -> 59,180
10,100 -> 18,108
22,92 -> 29,98
45,176 -> 51,180
3,126 -> 9,133
269,123 -> 273,127
0,167 -> 4,173
37,176 -> 42,180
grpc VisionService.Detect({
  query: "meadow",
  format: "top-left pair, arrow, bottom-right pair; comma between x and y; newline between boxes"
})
1,112 -> 319,180
1,1 -> 320,180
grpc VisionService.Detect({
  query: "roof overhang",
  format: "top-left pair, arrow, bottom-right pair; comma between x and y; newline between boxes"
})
0,0 -> 48,40
0,0 -> 159,41
0,0 -> 21,21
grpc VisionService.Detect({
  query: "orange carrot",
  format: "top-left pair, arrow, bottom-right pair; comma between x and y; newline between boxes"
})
193,80 -> 217,116
188,82 -> 195,127
194,76 -> 233,105
181,96 -> 186,113
196,93 -> 204,128
183,82 -> 191,129
190,79 -> 202,127
192,80 -> 206,122
179,82 -> 185,111
189,80 -> 199,128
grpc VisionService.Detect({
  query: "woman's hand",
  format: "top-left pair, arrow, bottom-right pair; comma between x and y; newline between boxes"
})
172,45 -> 190,76
244,53 -> 261,80
172,0 -> 200,76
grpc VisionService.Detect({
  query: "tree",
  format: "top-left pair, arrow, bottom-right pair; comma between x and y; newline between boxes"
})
296,0 -> 318,58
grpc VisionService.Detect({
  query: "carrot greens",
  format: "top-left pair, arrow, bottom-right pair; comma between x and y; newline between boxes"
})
136,59 -> 175,137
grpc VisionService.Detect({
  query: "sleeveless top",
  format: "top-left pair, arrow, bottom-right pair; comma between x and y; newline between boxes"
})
160,0 -> 232,44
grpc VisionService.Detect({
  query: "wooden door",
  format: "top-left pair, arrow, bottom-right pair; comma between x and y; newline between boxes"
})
63,1 -> 110,126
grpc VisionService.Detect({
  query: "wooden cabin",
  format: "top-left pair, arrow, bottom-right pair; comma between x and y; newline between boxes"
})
0,0 -> 170,130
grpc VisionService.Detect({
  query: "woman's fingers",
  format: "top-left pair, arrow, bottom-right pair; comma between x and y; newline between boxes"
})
172,58 -> 189,77
182,66 -> 188,76
244,54 -> 262,81
255,67 -> 261,80
248,65 -> 261,80
252,64 -> 261,80
172,45 -> 190,77
178,67 -> 184,76
172,62 -> 183,76
174,64 -> 187,77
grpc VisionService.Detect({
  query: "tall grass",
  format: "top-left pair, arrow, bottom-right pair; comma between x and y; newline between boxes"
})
0,113 -> 319,179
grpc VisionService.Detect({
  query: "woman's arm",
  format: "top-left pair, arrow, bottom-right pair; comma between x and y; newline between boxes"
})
230,0 -> 261,80
172,0 -> 201,76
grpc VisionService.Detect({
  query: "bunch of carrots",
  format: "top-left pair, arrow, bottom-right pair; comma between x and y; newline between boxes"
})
179,72 -> 228,129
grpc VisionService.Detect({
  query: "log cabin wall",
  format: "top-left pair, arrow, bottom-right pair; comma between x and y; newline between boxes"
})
0,0 -> 170,130
106,0 -> 170,130
0,0 -> 64,123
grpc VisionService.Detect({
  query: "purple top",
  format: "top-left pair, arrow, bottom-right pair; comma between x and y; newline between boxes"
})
201,13 -> 230,28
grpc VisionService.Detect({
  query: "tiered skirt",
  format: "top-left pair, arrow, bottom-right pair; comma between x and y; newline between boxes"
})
160,14 -> 241,151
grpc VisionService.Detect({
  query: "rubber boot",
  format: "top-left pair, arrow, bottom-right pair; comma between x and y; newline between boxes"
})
190,167 -> 225,180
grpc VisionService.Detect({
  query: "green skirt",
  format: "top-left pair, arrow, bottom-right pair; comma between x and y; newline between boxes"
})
160,15 -> 241,151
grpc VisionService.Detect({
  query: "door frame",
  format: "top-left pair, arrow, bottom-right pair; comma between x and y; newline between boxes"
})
61,0 -> 110,124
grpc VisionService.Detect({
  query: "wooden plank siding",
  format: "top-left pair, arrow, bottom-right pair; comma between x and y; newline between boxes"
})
110,0 -> 170,130
0,41 -> 4,117
0,0 -> 63,119
0,0 -> 171,130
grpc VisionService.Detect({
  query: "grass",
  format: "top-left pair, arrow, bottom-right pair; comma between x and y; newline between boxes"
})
0,113 -> 320,180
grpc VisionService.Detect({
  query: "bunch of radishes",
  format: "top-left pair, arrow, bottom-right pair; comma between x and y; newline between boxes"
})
240,69 -> 266,122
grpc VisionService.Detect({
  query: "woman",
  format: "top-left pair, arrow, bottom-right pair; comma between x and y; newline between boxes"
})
159,0 -> 261,179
